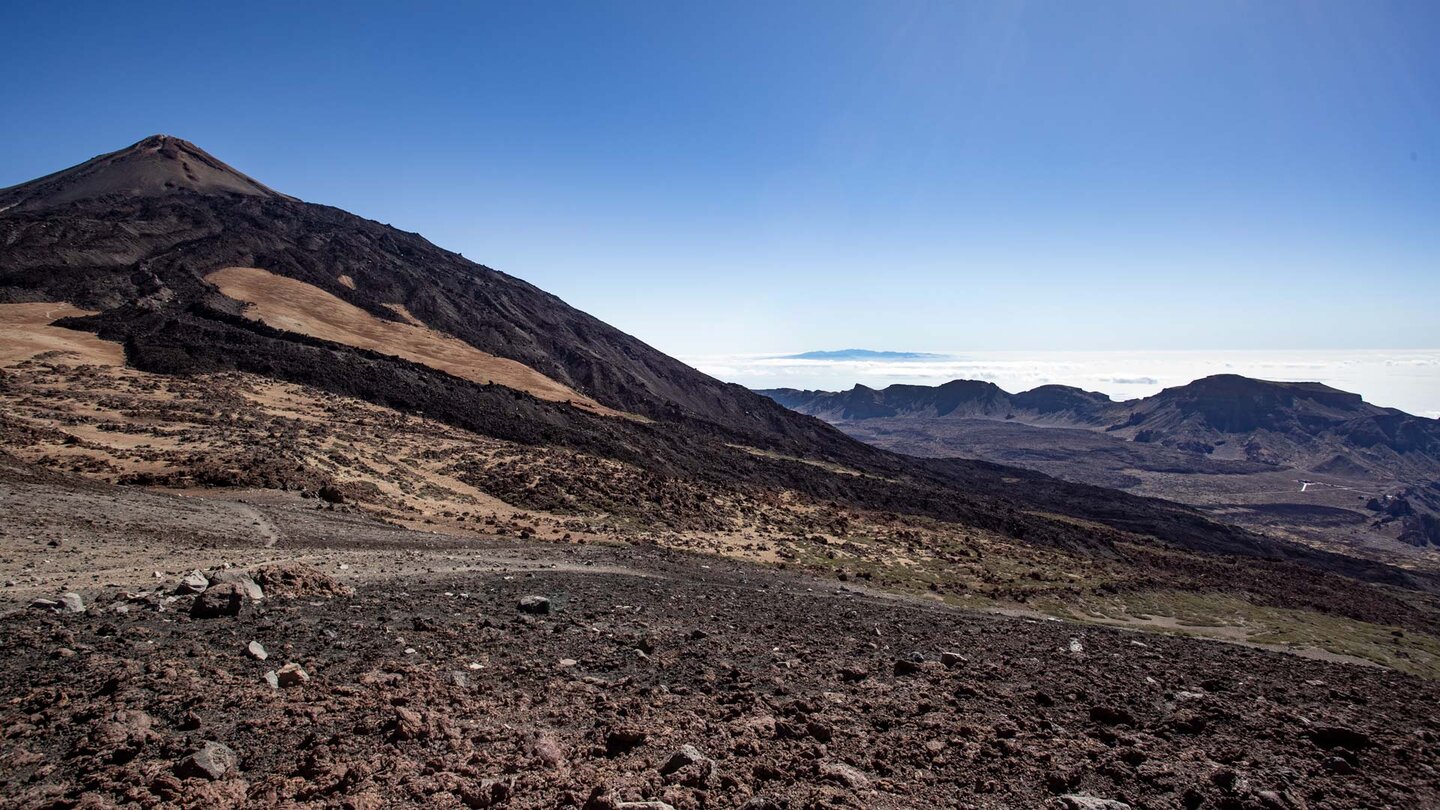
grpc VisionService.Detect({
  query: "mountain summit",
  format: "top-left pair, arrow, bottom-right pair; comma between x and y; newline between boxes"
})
0,134 -> 288,212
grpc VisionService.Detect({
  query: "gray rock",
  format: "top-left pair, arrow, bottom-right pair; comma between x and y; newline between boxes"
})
208,569 -> 263,601
247,641 -> 268,660
659,744 -> 714,786
275,662 -> 309,687
190,582 -> 246,618
28,593 -> 85,614
176,570 -> 209,594
940,651 -> 965,668
518,595 -> 551,614
264,670 -> 280,689
818,761 -> 870,790
1057,797 -> 1133,810
175,741 -> 237,780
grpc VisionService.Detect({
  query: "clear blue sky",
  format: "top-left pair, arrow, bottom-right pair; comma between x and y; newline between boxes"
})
3,1 -> 1437,356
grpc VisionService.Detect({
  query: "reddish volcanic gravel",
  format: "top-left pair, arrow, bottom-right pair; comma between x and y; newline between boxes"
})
2,546 -> 1438,809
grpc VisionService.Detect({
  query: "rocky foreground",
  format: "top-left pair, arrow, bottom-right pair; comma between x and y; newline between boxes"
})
3,540 -> 1438,810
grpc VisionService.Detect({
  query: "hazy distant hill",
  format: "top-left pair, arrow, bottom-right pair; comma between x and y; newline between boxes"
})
761,375 -> 1440,551
779,349 -> 943,360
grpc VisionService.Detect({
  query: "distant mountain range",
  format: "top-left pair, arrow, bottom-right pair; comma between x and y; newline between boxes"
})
760,375 -> 1440,550
778,349 -> 945,361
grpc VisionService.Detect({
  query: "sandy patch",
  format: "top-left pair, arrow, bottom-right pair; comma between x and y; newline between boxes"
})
0,303 -> 125,367
207,267 -> 628,418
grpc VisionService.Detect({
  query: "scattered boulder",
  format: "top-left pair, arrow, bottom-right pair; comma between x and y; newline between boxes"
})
519,595 -> 551,615
459,777 -> 514,808
28,593 -> 85,614
274,662 -> 309,687
190,582 -> 246,618
584,788 -> 677,810
176,570 -> 209,594
1056,797 -> 1132,810
1308,725 -> 1372,751
605,726 -> 647,756
659,744 -> 714,786
207,569 -> 263,601
175,741 -> 238,781
253,563 -> 354,598
1089,705 -> 1135,727
390,707 -> 427,741
247,641 -> 268,661
818,761 -> 870,790
531,734 -> 565,768
940,651 -> 965,668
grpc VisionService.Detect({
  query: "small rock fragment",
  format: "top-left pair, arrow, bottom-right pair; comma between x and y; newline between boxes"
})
1056,797 -> 1132,810
518,595 -> 551,614
605,726 -> 647,756
1308,725 -> 1371,751
247,641 -> 268,660
390,707 -> 426,741
175,741 -> 238,781
275,662 -> 309,687
659,744 -> 714,786
818,761 -> 870,790
176,570 -> 209,594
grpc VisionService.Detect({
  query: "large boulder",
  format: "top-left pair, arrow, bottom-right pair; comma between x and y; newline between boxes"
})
28,593 -> 85,614
190,582 -> 247,619
207,569 -> 263,601
176,570 -> 209,594
253,564 -> 354,598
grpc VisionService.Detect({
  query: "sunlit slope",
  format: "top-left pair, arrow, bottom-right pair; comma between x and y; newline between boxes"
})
206,266 -> 629,419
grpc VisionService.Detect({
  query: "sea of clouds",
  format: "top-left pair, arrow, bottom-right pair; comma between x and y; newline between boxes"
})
681,349 -> 1440,419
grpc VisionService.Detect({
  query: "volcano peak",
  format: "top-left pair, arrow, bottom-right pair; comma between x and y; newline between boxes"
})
0,134 -> 290,212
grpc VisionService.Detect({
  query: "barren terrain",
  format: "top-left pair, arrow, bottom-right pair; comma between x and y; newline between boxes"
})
5,136 -> 1440,809
4,458 -> 1440,809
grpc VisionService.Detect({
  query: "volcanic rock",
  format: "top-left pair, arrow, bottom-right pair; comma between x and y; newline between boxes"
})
175,741 -> 238,781
274,662 -> 309,687
207,569 -> 263,601
190,582 -> 246,618
176,570 -> 209,594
